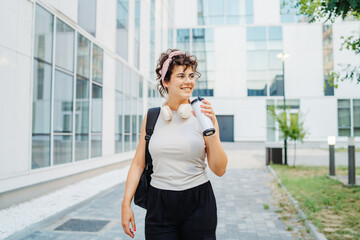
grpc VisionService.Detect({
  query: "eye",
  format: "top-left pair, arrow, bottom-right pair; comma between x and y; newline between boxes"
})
178,75 -> 184,78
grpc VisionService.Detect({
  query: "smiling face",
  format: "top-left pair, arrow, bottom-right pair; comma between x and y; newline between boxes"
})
163,65 -> 196,101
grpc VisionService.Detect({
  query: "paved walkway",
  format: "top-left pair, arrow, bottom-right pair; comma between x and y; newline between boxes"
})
7,144 -> 316,240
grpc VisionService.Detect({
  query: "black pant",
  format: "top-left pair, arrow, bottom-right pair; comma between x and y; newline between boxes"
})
145,181 -> 217,240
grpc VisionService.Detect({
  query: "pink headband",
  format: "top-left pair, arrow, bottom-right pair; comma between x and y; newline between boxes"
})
161,50 -> 185,84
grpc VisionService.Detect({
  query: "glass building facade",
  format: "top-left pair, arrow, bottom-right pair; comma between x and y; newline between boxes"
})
30,0 -> 173,170
246,26 -> 283,97
32,5 -> 104,169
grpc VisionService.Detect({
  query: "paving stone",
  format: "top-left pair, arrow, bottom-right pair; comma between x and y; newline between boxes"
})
16,163 -> 306,239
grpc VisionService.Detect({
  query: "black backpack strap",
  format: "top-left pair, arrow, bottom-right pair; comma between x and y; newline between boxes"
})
145,107 -> 161,167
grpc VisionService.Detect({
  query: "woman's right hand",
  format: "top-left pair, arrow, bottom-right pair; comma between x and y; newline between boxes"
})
121,204 -> 136,238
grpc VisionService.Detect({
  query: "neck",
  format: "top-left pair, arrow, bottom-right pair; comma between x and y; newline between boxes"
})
166,97 -> 189,111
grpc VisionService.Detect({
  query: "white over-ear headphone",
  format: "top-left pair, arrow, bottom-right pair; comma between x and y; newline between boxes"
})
161,100 -> 192,121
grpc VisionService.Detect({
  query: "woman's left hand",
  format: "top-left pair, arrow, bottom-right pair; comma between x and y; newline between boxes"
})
200,99 -> 217,125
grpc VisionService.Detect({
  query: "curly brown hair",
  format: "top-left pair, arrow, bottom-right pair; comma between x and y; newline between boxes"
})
155,49 -> 201,98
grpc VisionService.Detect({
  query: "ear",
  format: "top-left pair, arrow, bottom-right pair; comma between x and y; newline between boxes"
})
163,80 -> 169,89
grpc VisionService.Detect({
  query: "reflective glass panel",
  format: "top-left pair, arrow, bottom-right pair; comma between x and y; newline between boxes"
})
247,71 -> 267,96
32,135 -> 50,169
268,50 -> 282,70
132,112 -> 137,150
91,84 -> 102,133
76,77 -> 89,134
34,5 -> 53,63
77,34 -> 91,79
92,44 -> 103,84
78,0 -> 96,36
268,26 -> 282,40
116,0 -> 129,59
53,135 -> 72,165
75,76 -> 89,161
269,71 -> 284,96
115,91 -> 123,153
54,70 -> 73,133
33,60 -> 52,134
75,134 -> 88,161
177,29 -> 190,52
246,27 -> 266,41
55,19 -> 74,72
91,134 -> 102,157
353,99 -> 360,136
247,51 -> 267,70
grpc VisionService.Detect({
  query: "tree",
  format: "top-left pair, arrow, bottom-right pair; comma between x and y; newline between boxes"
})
267,105 -> 308,167
283,0 -> 360,87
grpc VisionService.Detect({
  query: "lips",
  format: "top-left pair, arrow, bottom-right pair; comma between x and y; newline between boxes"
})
181,87 -> 192,91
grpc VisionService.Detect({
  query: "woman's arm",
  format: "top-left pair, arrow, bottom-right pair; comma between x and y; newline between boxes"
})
200,99 -> 227,177
121,113 -> 147,238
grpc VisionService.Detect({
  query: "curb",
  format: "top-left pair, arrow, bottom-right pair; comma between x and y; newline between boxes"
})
4,182 -> 124,240
267,165 -> 327,240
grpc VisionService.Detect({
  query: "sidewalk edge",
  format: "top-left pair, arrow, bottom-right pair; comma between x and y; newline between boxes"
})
267,165 -> 327,240
4,181 -> 125,240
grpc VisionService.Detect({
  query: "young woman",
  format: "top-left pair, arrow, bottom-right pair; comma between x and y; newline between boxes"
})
121,49 -> 228,240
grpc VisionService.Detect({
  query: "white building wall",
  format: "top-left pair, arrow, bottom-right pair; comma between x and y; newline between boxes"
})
253,0 -> 280,25
139,0 -> 151,76
214,27 -> 247,98
96,0 -> 116,52
173,0 -> 197,28
283,23 -> 324,99
236,99 -> 266,141
42,0 -> 77,22
301,98 -> 338,142
0,0 -> 33,177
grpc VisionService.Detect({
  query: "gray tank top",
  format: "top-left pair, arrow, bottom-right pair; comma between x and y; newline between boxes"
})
149,110 -> 209,190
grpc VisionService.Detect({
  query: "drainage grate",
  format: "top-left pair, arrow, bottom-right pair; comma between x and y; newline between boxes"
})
55,219 -> 110,232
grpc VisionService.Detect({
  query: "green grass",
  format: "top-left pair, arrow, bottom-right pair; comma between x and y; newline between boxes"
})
263,203 -> 269,210
272,165 -> 360,240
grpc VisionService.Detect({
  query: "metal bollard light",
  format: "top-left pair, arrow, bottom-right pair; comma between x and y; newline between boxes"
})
348,137 -> 356,185
328,136 -> 336,176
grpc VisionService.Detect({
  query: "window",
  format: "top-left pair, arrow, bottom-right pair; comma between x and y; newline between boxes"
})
55,19 -> 74,72
53,70 -> 73,165
280,0 -> 307,23
91,84 -> 102,157
198,0 -> 253,25
32,60 -> 52,169
149,0 -> 155,80
266,99 -> 300,142
32,4 -> 105,169
32,5 -> 53,169
354,100 -> 360,136
134,0 -> 140,69
91,45 -> 103,158
177,29 -> 191,52
92,44 -> 103,84
247,26 -> 283,97
115,61 -> 124,153
116,0 -> 129,60
78,0 -> 97,36
338,99 -> 360,137
75,34 -> 91,161
192,28 -> 214,96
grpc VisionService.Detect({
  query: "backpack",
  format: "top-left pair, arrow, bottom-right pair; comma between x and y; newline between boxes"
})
134,107 -> 161,209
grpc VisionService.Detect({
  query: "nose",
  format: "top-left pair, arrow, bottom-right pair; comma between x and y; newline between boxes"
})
184,75 -> 192,83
